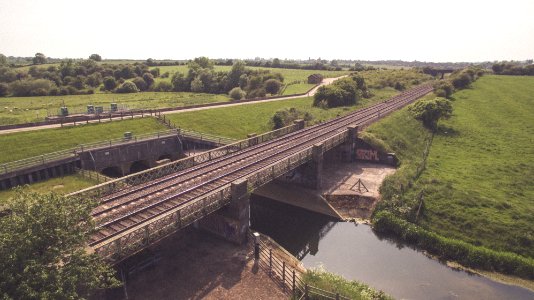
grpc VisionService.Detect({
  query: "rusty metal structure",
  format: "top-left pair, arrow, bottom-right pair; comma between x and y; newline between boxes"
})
69,84 -> 433,263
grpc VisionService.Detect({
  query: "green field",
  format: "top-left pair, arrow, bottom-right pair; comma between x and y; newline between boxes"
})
369,75 -> 534,258
0,118 -> 167,163
0,92 -> 230,125
167,88 -> 398,139
154,65 -> 350,95
0,174 -> 98,204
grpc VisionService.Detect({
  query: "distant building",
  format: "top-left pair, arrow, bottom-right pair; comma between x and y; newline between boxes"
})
307,74 -> 324,84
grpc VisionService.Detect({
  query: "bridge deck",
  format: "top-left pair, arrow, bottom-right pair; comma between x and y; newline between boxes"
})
82,84 -> 433,262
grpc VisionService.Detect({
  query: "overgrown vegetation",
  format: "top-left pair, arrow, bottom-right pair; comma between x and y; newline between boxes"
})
313,75 -> 371,108
369,75 -> 534,279
433,67 -> 485,97
171,58 -> 284,98
0,189 -> 118,298
271,107 -> 312,129
408,97 -> 452,130
492,62 -> 534,76
302,268 -> 392,300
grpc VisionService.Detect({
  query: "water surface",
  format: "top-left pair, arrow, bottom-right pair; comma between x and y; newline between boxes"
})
250,195 -> 534,300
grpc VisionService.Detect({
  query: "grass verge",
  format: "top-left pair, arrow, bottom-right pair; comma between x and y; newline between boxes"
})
301,268 -> 392,300
166,89 -> 398,140
0,118 -> 167,163
367,75 -> 534,279
0,174 -> 98,204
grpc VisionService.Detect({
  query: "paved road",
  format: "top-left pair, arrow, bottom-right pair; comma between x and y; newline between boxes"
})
0,76 -> 345,135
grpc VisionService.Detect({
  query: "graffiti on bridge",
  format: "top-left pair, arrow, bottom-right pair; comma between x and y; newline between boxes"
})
356,149 -> 379,161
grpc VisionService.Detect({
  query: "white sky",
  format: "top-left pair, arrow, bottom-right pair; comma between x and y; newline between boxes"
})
0,0 -> 533,62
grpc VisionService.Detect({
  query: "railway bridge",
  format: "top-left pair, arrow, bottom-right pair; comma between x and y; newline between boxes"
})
70,84 -> 433,263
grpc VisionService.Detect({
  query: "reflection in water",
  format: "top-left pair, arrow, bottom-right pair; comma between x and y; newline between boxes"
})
250,195 -> 534,300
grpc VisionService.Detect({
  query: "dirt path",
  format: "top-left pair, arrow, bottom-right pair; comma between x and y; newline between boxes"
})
109,229 -> 288,300
0,76 -> 345,135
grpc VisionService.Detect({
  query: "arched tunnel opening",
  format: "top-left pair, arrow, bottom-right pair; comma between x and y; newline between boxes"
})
101,166 -> 123,178
157,154 -> 172,162
130,160 -> 150,174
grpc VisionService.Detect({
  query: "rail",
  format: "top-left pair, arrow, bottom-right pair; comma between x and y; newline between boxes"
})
68,122 -> 302,200
84,84 -> 433,262
253,233 -> 351,300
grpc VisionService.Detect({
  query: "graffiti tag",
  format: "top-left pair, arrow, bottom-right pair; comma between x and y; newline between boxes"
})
356,149 -> 379,161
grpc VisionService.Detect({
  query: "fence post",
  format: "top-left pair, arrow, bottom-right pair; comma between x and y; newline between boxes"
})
292,269 -> 296,297
305,284 -> 309,300
269,248 -> 272,276
253,232 -> 260,263
336,292 -> 340,300
282,261 -> 286,288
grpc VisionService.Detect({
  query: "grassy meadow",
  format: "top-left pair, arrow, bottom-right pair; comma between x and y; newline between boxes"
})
0,92 -> 230,125
0,118 -> 167,163
369,75 -> 534,259
166,88 -> 399,139
0,174 -> 98,204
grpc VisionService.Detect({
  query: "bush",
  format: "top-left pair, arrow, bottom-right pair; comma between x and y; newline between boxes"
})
150,68 -> 160,77
408,97 -> 453,130
271,107 -> 312,129
103,76 -> 117,91
0,82 -> 8,97
132,76 -> 148,91
142,73 -> 155,88
229,87 -> 246,100
115,81 -> 139,93
373,211 -> 534,279
153,81 -> 173,92
313,75 -> 368,108
264,79 -> 282,94
9,79 -> 56,97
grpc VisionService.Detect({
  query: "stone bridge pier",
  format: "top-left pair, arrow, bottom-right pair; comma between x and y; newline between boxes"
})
198,179 -> 250,244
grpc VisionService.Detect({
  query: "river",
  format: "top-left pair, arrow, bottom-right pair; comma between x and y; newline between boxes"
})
250,195 -> 534,300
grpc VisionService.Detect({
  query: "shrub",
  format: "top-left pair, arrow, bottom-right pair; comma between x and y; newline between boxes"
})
154,81 -> 173,92
313,75 -> 368,108
132,76 -> 148,91
115,81 -> 139,93
408,97 -> 453,130
150,68 -> 160,77
264,79 -> 282,94
142,73 -> 155,88
229,87 -> 246,100
9,79 -> 56,97
103,76 -> 117,91
372,211 -> 534,279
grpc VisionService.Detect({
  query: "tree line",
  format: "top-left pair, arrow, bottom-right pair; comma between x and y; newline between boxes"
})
492,62 -> 534,76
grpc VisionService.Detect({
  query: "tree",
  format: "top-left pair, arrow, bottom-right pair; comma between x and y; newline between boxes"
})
0,53 -> 7,66
9,79 -> 56,97
142,72 -> 155,88
272,58 -> 281,68
103,76 -> 117,91
264,79 -> 282,94
132,76 -> 148,91
409,97 -> 453,130
229,87 -> 246,100
190,77 -> 204,92
0,189 -> 117,299
32,53 -> 47,65
89,54 -> 102,61
171,72 -> 189,91
0,82 -> 8,97
115,81 -> 139,93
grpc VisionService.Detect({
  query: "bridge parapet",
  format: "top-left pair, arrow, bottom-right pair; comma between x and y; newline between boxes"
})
88,128 -> 349,263
69,122 -> 303,200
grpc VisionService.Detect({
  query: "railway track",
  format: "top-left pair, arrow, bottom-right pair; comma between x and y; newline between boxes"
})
89,84 -> 433,247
